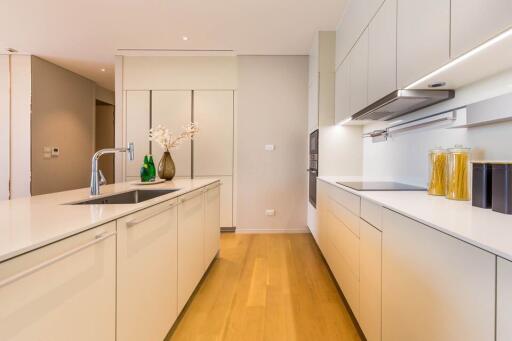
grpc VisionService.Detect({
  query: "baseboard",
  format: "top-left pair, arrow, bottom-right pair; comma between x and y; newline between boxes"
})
235,227 -> 310,234
220,226 -> 236,233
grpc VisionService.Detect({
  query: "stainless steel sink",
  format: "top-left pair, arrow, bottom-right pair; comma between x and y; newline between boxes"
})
68,189 -> 180,205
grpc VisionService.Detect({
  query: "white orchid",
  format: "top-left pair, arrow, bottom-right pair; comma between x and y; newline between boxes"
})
149,122 -> 199,151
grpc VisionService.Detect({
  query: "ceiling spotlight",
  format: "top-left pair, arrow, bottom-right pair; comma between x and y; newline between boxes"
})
182,36 -> 189,41
100,68 -> 106,72
6,48 -> 18,53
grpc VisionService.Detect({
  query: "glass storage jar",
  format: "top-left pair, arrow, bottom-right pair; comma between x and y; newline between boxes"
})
446,145 -> 472,201
428,148 -> 447,196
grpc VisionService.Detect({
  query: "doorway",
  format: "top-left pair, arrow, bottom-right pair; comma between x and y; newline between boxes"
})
95,100 -> 115,183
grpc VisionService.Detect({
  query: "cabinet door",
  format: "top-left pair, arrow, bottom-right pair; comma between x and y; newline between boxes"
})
397,0 -> 450,88
451,0 -> 512,58
152,91 -> 192,177
381,209 -> 495,341
126,90 -> 150,177
196,175 -> 233,228
368,0 -> 397,103
497,257 -> 512,341
359,219 -> 382,341
117,200 -> 178,341
193,90 -> 234,176
204,182 -> 221,267
0,223 -> 116,341
349,29 -> 369,115
335,59 -> 350,123
308,78 -> 319,133
178,188 -> 206,312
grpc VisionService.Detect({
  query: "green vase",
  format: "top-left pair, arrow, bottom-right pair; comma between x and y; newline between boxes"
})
158,150 -> 176,180
140,155 -> 151,182
148,155 -> 156,181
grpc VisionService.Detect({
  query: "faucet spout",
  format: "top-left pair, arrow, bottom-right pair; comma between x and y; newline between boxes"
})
90,142 -> 135,196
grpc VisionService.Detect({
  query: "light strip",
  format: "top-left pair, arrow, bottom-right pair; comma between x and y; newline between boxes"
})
338,117 -> 352,125
406,27 -> 512,89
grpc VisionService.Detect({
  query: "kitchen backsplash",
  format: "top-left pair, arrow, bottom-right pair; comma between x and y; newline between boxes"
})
362,69 -> 512,187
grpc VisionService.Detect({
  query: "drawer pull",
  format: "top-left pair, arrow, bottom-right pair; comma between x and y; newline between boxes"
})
0,231 -> 117,288
126,202 -> 178,227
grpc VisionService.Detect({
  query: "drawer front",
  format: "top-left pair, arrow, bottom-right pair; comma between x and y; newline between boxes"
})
329,241 -> 360,318
329,196 -> 361,237
329,185 -> 361,216
361,199 -> 383,231
328,210 -> 360,280
0,223 -> 116,341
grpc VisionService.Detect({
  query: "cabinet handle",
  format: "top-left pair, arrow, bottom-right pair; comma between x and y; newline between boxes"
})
178,190 -> 205,204
126,202 -> 178,228
0,231 -> 117,289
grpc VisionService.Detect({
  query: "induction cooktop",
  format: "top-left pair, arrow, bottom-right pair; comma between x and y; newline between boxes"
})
336,181 -> 426,191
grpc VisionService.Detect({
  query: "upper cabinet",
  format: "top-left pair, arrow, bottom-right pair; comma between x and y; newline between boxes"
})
368,0 -> 397,103
336,0 -> 385,68
349,29 -> 369,115
126,90 -> 150,177
396,0 -> 450,88
335,59 -> 350,123
451,0 -> 512,58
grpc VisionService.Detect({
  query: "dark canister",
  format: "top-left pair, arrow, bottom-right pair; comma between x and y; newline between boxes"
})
472,162 -> 492,209
492,163 -> 512,215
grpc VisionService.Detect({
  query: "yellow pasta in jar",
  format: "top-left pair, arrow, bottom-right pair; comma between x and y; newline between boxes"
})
428,149 -> 447,196
446,147 -> 471,201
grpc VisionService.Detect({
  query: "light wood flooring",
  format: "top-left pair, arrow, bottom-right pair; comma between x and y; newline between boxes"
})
168,233 -> 361,341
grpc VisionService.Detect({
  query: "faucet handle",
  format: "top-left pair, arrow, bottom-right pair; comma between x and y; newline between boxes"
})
98,170 -> 107,186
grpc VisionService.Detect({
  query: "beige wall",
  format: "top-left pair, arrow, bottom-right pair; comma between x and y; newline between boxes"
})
0,55 -> 9,200
31,56 -> 96,195
236,56 -> 308,231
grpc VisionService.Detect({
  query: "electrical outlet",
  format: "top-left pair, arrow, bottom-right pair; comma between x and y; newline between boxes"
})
51,147 -> 60,157
264,144 -> 275,151
265,209 -> 276,216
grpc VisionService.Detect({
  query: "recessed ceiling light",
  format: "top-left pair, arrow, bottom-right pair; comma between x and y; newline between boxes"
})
6,48 -> 18,53
100,68 -> 106,72
182,36 -> 189,41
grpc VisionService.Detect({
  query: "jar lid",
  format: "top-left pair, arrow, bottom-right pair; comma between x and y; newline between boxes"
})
429,147 -> 446,153
448,144 -> 471,153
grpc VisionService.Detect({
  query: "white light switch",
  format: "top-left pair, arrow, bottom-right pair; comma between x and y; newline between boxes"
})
43,146 -> 51,159
264,144 -> 275,151
265,209 -> 276,216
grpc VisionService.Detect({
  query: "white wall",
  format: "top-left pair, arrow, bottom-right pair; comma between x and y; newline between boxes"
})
363,69 -> 512,186
237,56 -> 308,232
0,56 -> 9,200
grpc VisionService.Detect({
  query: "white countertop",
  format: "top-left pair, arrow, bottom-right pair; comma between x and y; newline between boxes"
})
319,176 -> 512,261
0,178 -> 219,263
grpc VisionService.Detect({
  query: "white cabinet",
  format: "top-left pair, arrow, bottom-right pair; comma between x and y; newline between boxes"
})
117,199 -> 179,341
397,0 -> 450,88
451,0 -> 512,58
368,0 -> 397,103
177,188 -> 206,312
381,208 -> 495,341
0,222 -> 116,341
335,59 -> 350,124
152,91 -> 192,177
349,29 -> 369,115
204,182 -> 221,267
126,90 -> 150,177
497,257 -> 512,341
193,90 -> 234,176
359,219 -> 382,341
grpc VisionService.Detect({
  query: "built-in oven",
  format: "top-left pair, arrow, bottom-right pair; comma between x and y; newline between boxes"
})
308,129 -> 319,207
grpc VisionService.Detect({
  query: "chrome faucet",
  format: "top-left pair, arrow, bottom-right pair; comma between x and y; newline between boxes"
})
90,142 -> 135,196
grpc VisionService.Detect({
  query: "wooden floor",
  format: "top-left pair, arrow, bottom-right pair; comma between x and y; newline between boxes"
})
167,233 -> 361,341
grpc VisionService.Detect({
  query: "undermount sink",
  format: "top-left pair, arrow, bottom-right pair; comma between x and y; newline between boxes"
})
68,189 -> 180,205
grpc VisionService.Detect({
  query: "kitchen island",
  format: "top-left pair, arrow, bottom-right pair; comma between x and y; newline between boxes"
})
0,178 -> 221,341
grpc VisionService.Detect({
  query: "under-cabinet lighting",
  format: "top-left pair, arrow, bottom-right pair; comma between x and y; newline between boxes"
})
406,27 -> 512,89
338,117 -> 352,125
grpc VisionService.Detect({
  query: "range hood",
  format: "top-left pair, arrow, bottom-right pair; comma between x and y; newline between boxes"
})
351,89 -> 455,121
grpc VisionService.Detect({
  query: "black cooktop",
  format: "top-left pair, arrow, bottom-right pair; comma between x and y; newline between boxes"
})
336,181 -> 426,191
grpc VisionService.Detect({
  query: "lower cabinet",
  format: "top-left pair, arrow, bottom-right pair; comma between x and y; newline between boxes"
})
178,188 -> 207,313
497,257 -> 512,341
359,219 -> 382,341
0,222 -> 116,341
117,199 -> 179,341
204,182 -> 221,268
381,208 -> 495,341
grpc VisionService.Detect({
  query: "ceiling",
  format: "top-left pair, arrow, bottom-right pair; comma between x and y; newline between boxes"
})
0,0 -> 345,90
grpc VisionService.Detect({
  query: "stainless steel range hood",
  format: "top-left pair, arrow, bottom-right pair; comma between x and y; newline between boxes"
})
351,89 -> 455,121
